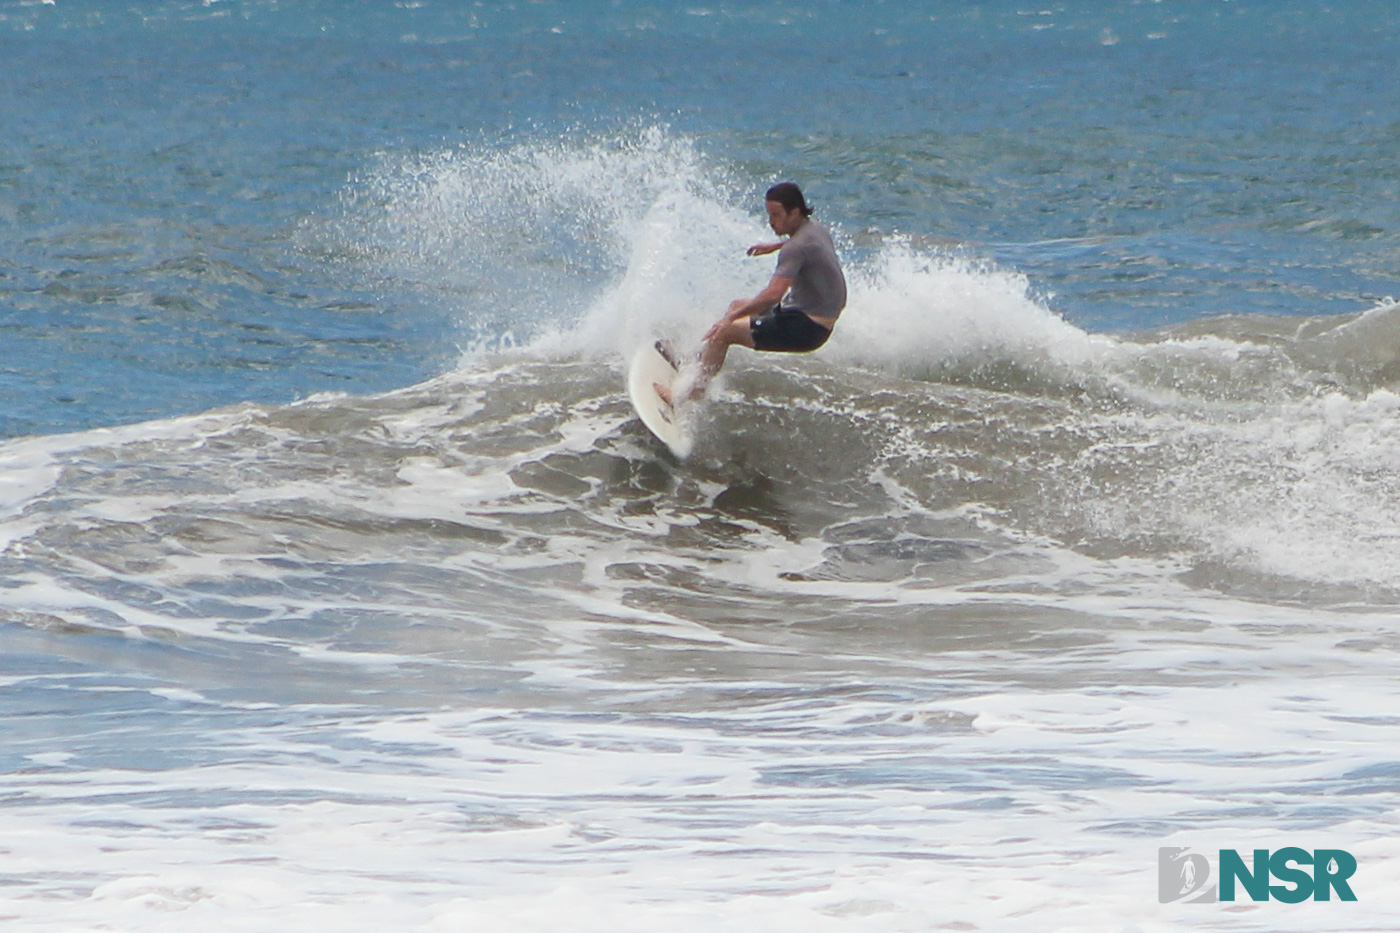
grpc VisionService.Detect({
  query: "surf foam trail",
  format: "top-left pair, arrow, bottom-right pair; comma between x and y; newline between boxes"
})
324,126 -> 755,356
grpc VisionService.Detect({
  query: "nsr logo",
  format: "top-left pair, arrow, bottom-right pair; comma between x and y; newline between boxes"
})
1159,847 -> 1357,904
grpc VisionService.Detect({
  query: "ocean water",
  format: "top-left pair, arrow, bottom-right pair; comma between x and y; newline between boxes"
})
4,1 -> 1400,929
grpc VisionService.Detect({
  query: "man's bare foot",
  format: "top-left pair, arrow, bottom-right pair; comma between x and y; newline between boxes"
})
653,382 -> 674,407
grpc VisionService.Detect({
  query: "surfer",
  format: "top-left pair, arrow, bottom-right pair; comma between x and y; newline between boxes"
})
657,182 -> 846,404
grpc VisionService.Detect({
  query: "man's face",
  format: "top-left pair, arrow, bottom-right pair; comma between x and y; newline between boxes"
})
765,200 -> 804,237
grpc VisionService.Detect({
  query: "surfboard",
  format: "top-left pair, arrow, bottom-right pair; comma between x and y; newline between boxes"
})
627,340 -> 695,459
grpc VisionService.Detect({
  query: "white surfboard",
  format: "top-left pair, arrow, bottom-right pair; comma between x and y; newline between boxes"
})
627,341 -> 695,459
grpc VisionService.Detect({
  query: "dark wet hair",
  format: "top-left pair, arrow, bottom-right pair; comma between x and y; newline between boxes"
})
765,182 -> 813,217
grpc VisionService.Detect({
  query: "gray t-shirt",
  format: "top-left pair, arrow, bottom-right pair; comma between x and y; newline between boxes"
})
773,219 -> 847,322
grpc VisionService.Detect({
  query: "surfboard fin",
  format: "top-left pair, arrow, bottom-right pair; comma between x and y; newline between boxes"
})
654,339 -> 682,371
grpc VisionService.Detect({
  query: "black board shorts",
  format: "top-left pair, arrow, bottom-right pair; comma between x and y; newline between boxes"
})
750,306 -> 832,353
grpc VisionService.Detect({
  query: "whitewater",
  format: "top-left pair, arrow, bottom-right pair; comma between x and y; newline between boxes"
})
4,2 -> 1400,930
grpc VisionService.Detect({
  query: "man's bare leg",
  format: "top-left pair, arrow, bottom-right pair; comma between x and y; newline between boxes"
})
653,316 -> 755,407
684,315 -> 755,403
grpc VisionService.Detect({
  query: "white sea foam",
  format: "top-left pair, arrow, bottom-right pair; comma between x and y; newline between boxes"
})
831,242 -> 1116,378
2,634 -> 1397,931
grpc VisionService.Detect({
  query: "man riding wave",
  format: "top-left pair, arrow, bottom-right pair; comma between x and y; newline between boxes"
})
658,182 -> 846,404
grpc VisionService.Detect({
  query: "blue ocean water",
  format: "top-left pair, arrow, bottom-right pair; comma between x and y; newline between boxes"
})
7,0 -> 1400,437
5,2 -> 1400,929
